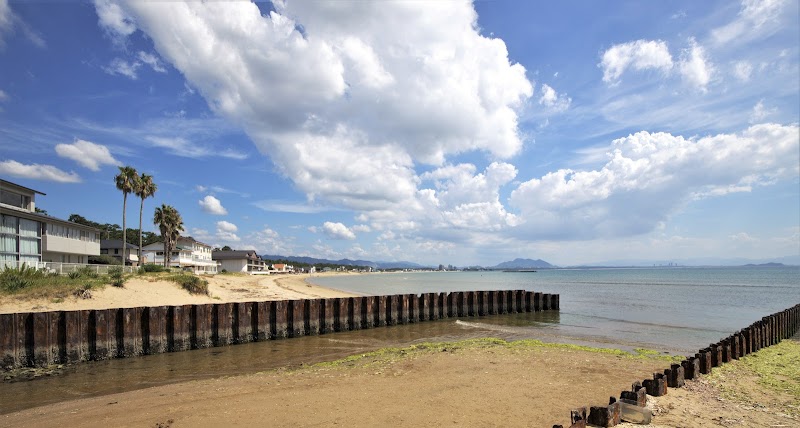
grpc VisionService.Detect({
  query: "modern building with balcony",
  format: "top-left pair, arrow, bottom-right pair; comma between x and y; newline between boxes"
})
212,250 -> 266,274
1,179 -> 101,269
142,236 -> 218,274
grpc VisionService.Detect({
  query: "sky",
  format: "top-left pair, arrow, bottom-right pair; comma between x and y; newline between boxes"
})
0,0 -> 798,267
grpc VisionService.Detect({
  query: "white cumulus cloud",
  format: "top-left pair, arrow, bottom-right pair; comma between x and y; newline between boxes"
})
600,39 -> 673,84
55,139 -> 120,171
678,38 -> 714,92
322,221 -> 356,240
508,123 -> 800,240
215,220 -> 240,242
0,160 -> 81,183
94,0 -> 532,215
538,83 -> 571,112
198,195 -> 227,215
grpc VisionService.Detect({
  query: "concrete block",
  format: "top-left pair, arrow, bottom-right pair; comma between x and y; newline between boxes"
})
588,398 -> 621,427
710,344 -> 722,367
666,363 -> 685,388
620,387 -> 646,407
570,407 -> 587,427
681,357 -> 700,380
643,373 -> 667,397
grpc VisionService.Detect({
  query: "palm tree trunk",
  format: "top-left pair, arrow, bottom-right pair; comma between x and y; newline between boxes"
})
122,193 -> 127,267
138,197 -> 144,265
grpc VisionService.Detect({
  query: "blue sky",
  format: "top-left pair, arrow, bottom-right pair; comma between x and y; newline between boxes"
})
1,0 -> 798,266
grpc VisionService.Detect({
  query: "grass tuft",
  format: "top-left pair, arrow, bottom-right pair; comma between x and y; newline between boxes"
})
167,273 -> 209,295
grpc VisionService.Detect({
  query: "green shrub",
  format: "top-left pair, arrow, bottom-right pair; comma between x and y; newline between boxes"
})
141,264 -> 168,273
88,255 -> 121,265
107,266 -> 125,287
168,274 -> 209,295
0,264 -> 44,291
79,266 -> 99,278
67,271 -> 82,279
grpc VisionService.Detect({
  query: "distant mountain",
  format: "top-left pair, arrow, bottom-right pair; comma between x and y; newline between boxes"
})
492,258 -> 554,269
582,255 -> 800,267
260,255 -> 429,270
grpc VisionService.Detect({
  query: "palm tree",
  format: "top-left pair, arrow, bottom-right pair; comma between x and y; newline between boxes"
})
114,166 -> 139,266
134,173 -> 157,264
153,204 -> 184,268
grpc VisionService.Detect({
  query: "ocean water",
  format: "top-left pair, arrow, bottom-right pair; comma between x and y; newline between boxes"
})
311,266 -> 800,353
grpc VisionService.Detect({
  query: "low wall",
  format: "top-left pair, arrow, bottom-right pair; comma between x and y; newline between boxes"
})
557,302 -> 800,428
0,289 -> 559,369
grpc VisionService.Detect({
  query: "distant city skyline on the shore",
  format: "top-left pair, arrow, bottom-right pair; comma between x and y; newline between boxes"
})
1,0 -> 798,267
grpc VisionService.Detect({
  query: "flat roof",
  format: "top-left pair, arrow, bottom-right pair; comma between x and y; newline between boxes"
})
0,179 -> 46,196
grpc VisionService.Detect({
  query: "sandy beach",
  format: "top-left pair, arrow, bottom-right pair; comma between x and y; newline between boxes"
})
0,271 -> 359,314
2,337 -> 797,427
1,273 -> 797,427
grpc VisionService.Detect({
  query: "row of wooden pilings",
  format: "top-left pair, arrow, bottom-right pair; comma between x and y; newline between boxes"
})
1,289 -> 559,369
557,302 -> 800,428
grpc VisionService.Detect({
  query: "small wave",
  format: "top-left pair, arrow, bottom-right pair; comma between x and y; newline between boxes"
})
559,312 -> 729,334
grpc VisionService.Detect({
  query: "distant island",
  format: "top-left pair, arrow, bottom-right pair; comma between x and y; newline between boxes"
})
491,258 -> 554,269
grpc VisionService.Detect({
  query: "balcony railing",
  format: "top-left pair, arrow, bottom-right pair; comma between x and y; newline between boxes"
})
0,260 -> 137,275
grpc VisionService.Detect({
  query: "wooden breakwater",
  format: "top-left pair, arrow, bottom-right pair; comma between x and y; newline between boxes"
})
0,290 -> 559,369
557,302 -> 800,428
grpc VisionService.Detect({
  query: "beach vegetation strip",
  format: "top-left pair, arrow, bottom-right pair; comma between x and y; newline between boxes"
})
0,267 -> 212,301
0,265 -> 111,300
706,338 -> 800,414
293,337 -> 682,373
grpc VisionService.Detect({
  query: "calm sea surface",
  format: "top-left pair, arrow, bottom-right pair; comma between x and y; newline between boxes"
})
2,266 -> 798,414
312,266 -> 800,353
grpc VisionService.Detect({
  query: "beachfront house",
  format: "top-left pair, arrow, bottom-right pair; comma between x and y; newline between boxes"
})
141,236 -> 218,274
212,250 -> 267,274
1,179 -> 100,269
270,263 -> 294,273
100,239 -> 139,266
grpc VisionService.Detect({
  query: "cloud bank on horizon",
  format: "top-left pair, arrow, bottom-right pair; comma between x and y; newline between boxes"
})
0,0 -> 798,266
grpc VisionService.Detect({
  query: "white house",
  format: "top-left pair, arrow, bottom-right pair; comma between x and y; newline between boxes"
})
142,236 -> 218,274
212,250 -> 266,274
1,179 -> 100,268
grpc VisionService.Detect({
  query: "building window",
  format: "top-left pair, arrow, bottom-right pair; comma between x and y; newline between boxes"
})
0,189 -> 30,209
0,214 -> 42,263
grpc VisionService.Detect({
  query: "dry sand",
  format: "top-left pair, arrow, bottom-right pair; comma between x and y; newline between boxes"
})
0,271 -> 359,314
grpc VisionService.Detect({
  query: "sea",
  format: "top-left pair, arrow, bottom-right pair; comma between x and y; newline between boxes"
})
2,265 -> 798,414
311,266 -> 800,353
